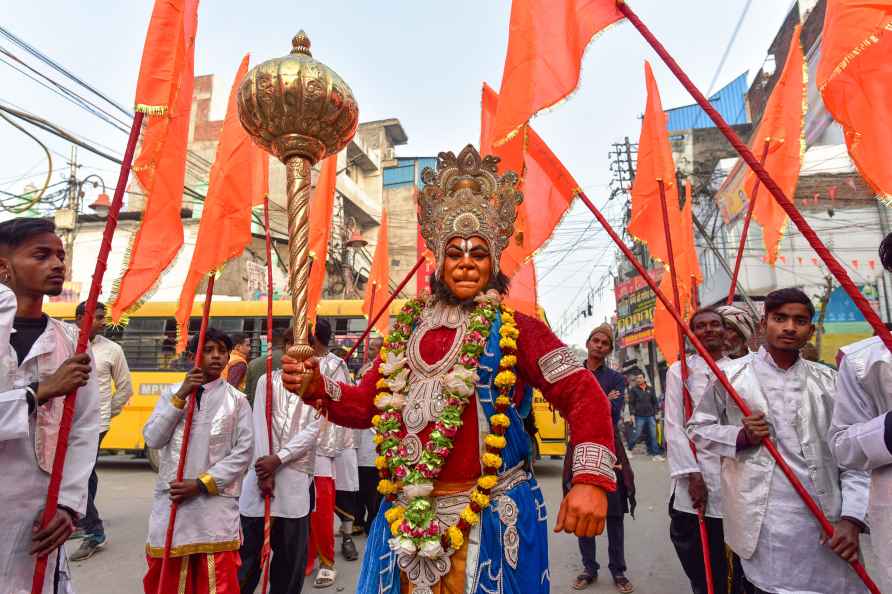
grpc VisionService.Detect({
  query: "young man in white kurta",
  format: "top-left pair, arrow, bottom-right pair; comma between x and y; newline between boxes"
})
663,308 -> 730,594
0,220 -> 100,594
142,328 -> 253,594
831,335 -> 892,593
688,289 -> 869,594
238,368 -> 321,593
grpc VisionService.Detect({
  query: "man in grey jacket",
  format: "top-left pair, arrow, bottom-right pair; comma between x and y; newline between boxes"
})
687,288 -> 869,594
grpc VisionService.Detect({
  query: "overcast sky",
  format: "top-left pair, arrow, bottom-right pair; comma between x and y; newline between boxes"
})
0,0 -> 796,347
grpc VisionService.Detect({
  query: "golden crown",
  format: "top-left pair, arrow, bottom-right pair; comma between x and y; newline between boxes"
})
418,145 -> 523,277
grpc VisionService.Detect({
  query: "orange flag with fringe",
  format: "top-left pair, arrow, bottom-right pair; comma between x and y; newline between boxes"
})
307,155 -> 339,326
173,54 -> 268,351
134,0 -> 193,114
481,83 -> 579,280
628,61 -> 682,268
363,210 -> 390,336
745,24 -> 805,267
492,0 -> 623,145
504,260 -> 539,318
818,0 -> 892,201
111,0 -> 199,322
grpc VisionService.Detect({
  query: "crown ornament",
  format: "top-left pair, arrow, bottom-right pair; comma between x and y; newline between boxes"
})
418,145 -> 523,277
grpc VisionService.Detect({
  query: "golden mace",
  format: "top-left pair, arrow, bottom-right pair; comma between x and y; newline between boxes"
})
237,31 -> 359,363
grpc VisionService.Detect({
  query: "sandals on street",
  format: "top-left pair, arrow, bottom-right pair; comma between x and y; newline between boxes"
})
613,575 -> 635,593
313,567 -> 336,588
572,573 -> 596,590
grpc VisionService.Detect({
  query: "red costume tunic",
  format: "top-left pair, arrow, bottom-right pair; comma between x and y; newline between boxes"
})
316,311 -> 616,492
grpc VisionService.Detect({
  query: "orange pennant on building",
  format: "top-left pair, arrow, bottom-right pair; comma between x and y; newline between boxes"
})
111,0 -> 199,322
481,83 -> 579,279
628,61 -> 682,268
504,260 -> 539,318
745,24 -> 805,267
363,210 -> 390,336
492,0 -> 623,145
818,1 -> 892,201
173,54 -> 269,351
307,155 -> 339,325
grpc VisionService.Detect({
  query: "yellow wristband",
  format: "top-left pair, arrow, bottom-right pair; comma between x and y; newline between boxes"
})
170,395 -> 187,410
197,473 -> 219,496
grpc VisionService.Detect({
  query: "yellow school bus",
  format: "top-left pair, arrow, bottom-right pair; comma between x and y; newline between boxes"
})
529,390 -> 568,459
44,299 -> 405,468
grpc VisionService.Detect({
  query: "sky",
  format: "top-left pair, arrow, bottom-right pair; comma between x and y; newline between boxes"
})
0,0 -> 796,347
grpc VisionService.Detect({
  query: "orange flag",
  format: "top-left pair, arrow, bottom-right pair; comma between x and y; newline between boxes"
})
363,210 -> 390,336
504,260 -> 539,317
134,0 -> 193,114
307,155 -> 339,325
111,0 -> 199,321
745,24 -> 805,267
628,61 -> 682,268
492,0 -> 623,145
818,1 -> 892,201
173,54 -> 269,351
653,274 -> 690,365
679,179 -> 703,287
481,83 -> 579,279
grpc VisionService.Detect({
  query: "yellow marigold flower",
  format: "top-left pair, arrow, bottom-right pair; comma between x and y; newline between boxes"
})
375,456 -> 388,470
494,370 -> 516,388
373,433 -> 384,445
376,378 -> 389,390
485,434 -> 507,450
377,479 -> 398,495
499,355 -> 517,369
380,350 -> 389,362
495,395 -> 512,408
477,475 -> 498,490
481,453 -> 503,469
499,325 -> 519,339
390,519 -> 402,537
384,505 -> 405,524
371,415 -> 382,428
470,490 -> 490,509
499,337 -> 517,351
460,507 -> 480,526
501,305 -> 515,315
490,413 -> 511,428
447,525 -> 464,550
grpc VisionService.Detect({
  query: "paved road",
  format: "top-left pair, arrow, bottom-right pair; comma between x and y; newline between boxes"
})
66,453 -> 882,593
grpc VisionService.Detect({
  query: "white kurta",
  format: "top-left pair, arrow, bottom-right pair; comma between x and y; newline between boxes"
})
664,353 -> 729,518
317,352 -> 355,483
0,308 -> 100,594
239,370 -> 321,519
831,336 -> 892,593
88,334 -> 133,432
143,378 -> 253,556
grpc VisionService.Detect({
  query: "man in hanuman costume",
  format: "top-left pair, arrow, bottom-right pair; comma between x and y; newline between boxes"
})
283,145 -> 616,593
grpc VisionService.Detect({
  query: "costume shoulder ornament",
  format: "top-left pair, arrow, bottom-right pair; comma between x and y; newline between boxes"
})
418,145 -> 523,276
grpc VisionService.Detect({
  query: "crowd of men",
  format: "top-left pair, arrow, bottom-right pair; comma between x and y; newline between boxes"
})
1,214 -> 890,594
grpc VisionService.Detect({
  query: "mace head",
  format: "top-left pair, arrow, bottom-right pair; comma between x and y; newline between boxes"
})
237,30 -> 359,164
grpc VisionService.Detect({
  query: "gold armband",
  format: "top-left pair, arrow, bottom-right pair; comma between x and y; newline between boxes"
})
170,395 -> 187,410
197,473 -> 219,496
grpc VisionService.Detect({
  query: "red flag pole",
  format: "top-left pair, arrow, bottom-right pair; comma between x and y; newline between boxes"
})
657,180 -> 715,594
155,273 -> 216,594
578,188 -> 880,593
727,140 -> 770,305
30,111 -> 144,593
363,285 -> 377,364
616,0 -> 892,356
260,196 -> 274,594
345,256 -> 426,361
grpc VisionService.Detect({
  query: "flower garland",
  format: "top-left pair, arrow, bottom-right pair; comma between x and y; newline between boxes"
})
372,296 -> 519,561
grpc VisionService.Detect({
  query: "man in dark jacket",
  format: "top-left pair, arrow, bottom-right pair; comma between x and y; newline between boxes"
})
564,325 -> 637,592
626,373 -> 663,458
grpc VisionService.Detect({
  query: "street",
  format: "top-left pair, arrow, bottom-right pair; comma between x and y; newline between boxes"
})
68,453 -> 884,594
68,454 -> 688,593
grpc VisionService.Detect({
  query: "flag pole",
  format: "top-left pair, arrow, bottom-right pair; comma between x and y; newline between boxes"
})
260,196 -> 274,594
155,274 -> 216,594
616,0 -> 892,356
578,188 -> 880,593
727,140 -> 770,305
345,256 -> 426,361
657,180 -> 715,594
30,111 -> 144,593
